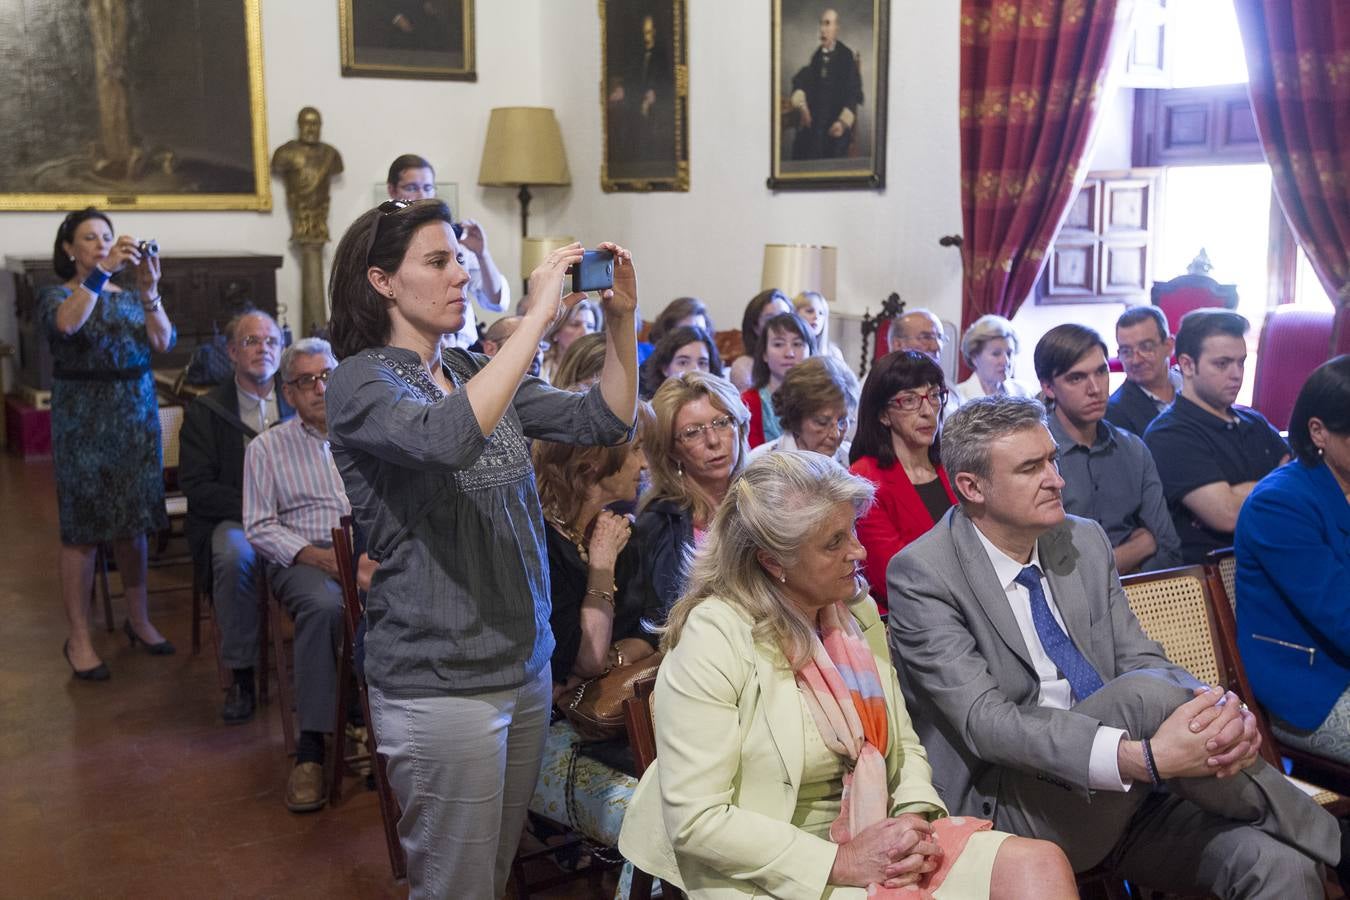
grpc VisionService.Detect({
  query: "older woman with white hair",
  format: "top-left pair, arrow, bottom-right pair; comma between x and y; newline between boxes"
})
618,451 -> 1075,899
955,314 -> 1028,401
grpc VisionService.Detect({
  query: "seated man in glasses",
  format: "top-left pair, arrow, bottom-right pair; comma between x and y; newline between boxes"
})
180,310 -> 294,726
243,337 -> 349,813
1107,306 -> 1182,438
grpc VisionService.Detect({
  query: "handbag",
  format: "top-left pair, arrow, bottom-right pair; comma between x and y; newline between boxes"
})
563,651 -> 664,742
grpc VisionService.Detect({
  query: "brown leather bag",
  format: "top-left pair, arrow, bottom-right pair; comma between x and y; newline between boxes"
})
563,651 -> 664,742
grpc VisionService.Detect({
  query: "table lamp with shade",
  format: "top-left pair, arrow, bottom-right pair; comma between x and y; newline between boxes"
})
761,243 -> 838,302
478,107 -> 571,240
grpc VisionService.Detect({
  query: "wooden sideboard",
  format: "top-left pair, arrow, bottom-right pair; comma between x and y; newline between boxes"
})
8,252 -> 283,391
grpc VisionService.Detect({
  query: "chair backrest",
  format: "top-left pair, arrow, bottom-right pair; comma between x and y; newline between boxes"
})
1150,273 -> 1239,328
623,675 -> 659,778
330,516 -> 363,652
1119,566 -> 1223,687
1251,304 -> 1336,431
157,403 -> 185,471
1208,547 -> 1237,613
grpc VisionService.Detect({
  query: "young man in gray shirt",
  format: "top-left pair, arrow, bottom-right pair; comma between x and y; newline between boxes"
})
1035,324 -> 1180,574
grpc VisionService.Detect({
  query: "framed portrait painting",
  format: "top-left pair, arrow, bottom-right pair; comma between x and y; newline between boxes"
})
770,0 -> 889,190
600,0 -> 689,193
0,0 -> 269,211
339,0 -> 476,81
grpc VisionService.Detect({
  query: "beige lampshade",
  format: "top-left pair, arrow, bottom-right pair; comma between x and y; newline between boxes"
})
520,236 -> 577,281
478,107 -> 571,186
761,243 -> 838,302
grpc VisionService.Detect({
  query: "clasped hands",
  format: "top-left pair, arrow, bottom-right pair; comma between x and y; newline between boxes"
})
830,813 -> 940,889
1125,685 -> 1262,782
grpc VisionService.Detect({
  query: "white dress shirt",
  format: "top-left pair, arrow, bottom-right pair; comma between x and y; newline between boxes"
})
243,417 -> 351,567
973,526 -> 1132,792
235,381 -> 281,441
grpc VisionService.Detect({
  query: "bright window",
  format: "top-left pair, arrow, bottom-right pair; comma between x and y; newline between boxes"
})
1170,0 -> 1249,88
1158,164 -> 1273,404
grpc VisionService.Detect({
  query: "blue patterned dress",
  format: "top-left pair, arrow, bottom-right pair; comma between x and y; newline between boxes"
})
39,285 -> 175,545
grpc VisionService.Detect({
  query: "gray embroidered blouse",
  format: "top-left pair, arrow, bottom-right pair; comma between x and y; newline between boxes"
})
326,345 -> 633,696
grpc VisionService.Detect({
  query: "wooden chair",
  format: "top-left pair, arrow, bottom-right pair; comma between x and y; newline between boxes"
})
1204,550 -> 1350,798
261,566 -> 296,756
1119,566 -> 1349,815
330,518 -> 407,882
620,675 -> 686,900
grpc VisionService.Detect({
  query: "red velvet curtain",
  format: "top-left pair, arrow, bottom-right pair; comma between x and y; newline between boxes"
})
1235,1 -> 1350,353
959,0 -> 1131,344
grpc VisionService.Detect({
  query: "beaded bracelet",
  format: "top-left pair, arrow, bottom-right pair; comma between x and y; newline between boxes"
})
81,266 -> 110,297
1141,738 -> 1162,786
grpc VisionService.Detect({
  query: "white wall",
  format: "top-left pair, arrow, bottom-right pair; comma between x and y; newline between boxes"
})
534,1 -> 965,333
1,0 -> 546,387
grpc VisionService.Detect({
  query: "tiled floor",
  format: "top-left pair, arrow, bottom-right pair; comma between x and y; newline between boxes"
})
0,454 -> 603,898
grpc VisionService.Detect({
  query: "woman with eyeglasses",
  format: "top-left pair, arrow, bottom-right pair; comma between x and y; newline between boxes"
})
636,371 -> 751,617
849,351 -> 958,614
41,207 -> 177,680
324,198 -> 638,899
748,356 -> 859,466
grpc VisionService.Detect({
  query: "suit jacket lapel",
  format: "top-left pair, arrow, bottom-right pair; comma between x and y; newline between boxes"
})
950,511 -> 1035,671
754,645 -> 805,797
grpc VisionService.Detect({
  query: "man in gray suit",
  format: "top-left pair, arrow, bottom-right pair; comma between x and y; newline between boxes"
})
887,395 -> 1343,897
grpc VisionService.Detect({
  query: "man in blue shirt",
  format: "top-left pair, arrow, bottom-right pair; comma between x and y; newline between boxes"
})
1035,324 -> 1180,574
1145,309 -> 1289,564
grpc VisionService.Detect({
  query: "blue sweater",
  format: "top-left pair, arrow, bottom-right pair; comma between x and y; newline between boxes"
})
1235,461 -> 1350,730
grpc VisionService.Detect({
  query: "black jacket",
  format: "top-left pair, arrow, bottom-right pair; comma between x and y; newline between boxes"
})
634,498 -> 694,619
1105,378 -> 1166,439
179,379 -> 294,589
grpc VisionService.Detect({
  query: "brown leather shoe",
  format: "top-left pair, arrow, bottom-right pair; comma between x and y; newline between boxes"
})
285,761 -> 326,813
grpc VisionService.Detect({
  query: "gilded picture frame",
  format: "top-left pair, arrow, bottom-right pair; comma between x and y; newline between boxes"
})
339,0 -> 476,82
769,0 -> 889,190
600,0 -> 689,193
0,0 -> 270,211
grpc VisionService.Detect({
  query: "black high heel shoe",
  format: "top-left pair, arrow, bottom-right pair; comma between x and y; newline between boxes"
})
63,640 -> 111,681
123,619 -> 176,656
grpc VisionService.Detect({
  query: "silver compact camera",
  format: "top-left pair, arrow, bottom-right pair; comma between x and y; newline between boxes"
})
137,239 -> 159,257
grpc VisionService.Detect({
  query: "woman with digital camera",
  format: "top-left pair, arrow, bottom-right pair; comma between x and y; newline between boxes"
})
40,207 -> 177,681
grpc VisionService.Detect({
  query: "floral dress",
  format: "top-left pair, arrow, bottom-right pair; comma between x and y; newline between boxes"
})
39,285 -> 173,545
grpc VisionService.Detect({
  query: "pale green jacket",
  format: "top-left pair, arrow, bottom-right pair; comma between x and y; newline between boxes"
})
617,593 -> 946,898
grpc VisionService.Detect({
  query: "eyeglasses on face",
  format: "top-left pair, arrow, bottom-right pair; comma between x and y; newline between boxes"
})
239,335 -> 281,349
286,369 -> 333,391
1117,339 -> 1162,360
676,415 -> 736,444
888,388 -> 947,412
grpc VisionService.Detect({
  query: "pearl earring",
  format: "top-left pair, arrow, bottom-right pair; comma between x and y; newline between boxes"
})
779,573 -> 786,583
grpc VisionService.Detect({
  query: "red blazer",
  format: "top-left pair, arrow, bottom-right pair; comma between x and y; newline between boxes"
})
850,455 -> 957,613
741,388 -> 767,448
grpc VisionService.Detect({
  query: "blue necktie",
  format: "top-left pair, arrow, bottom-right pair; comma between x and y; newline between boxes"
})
1014,565 -> 1104,702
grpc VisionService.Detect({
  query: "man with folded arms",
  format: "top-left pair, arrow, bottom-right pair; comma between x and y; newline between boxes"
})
1144,309 -> 1289,564
888,396 -> 1343,897
244,337 -> 348,813
1034,323 -> 1180,574
180,310 -> 294,724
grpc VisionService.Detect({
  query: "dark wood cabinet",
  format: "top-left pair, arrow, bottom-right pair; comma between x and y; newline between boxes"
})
8,253 -> 283,390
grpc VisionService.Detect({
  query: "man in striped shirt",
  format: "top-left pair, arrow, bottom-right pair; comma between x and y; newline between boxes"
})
243,337 -> 349,813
